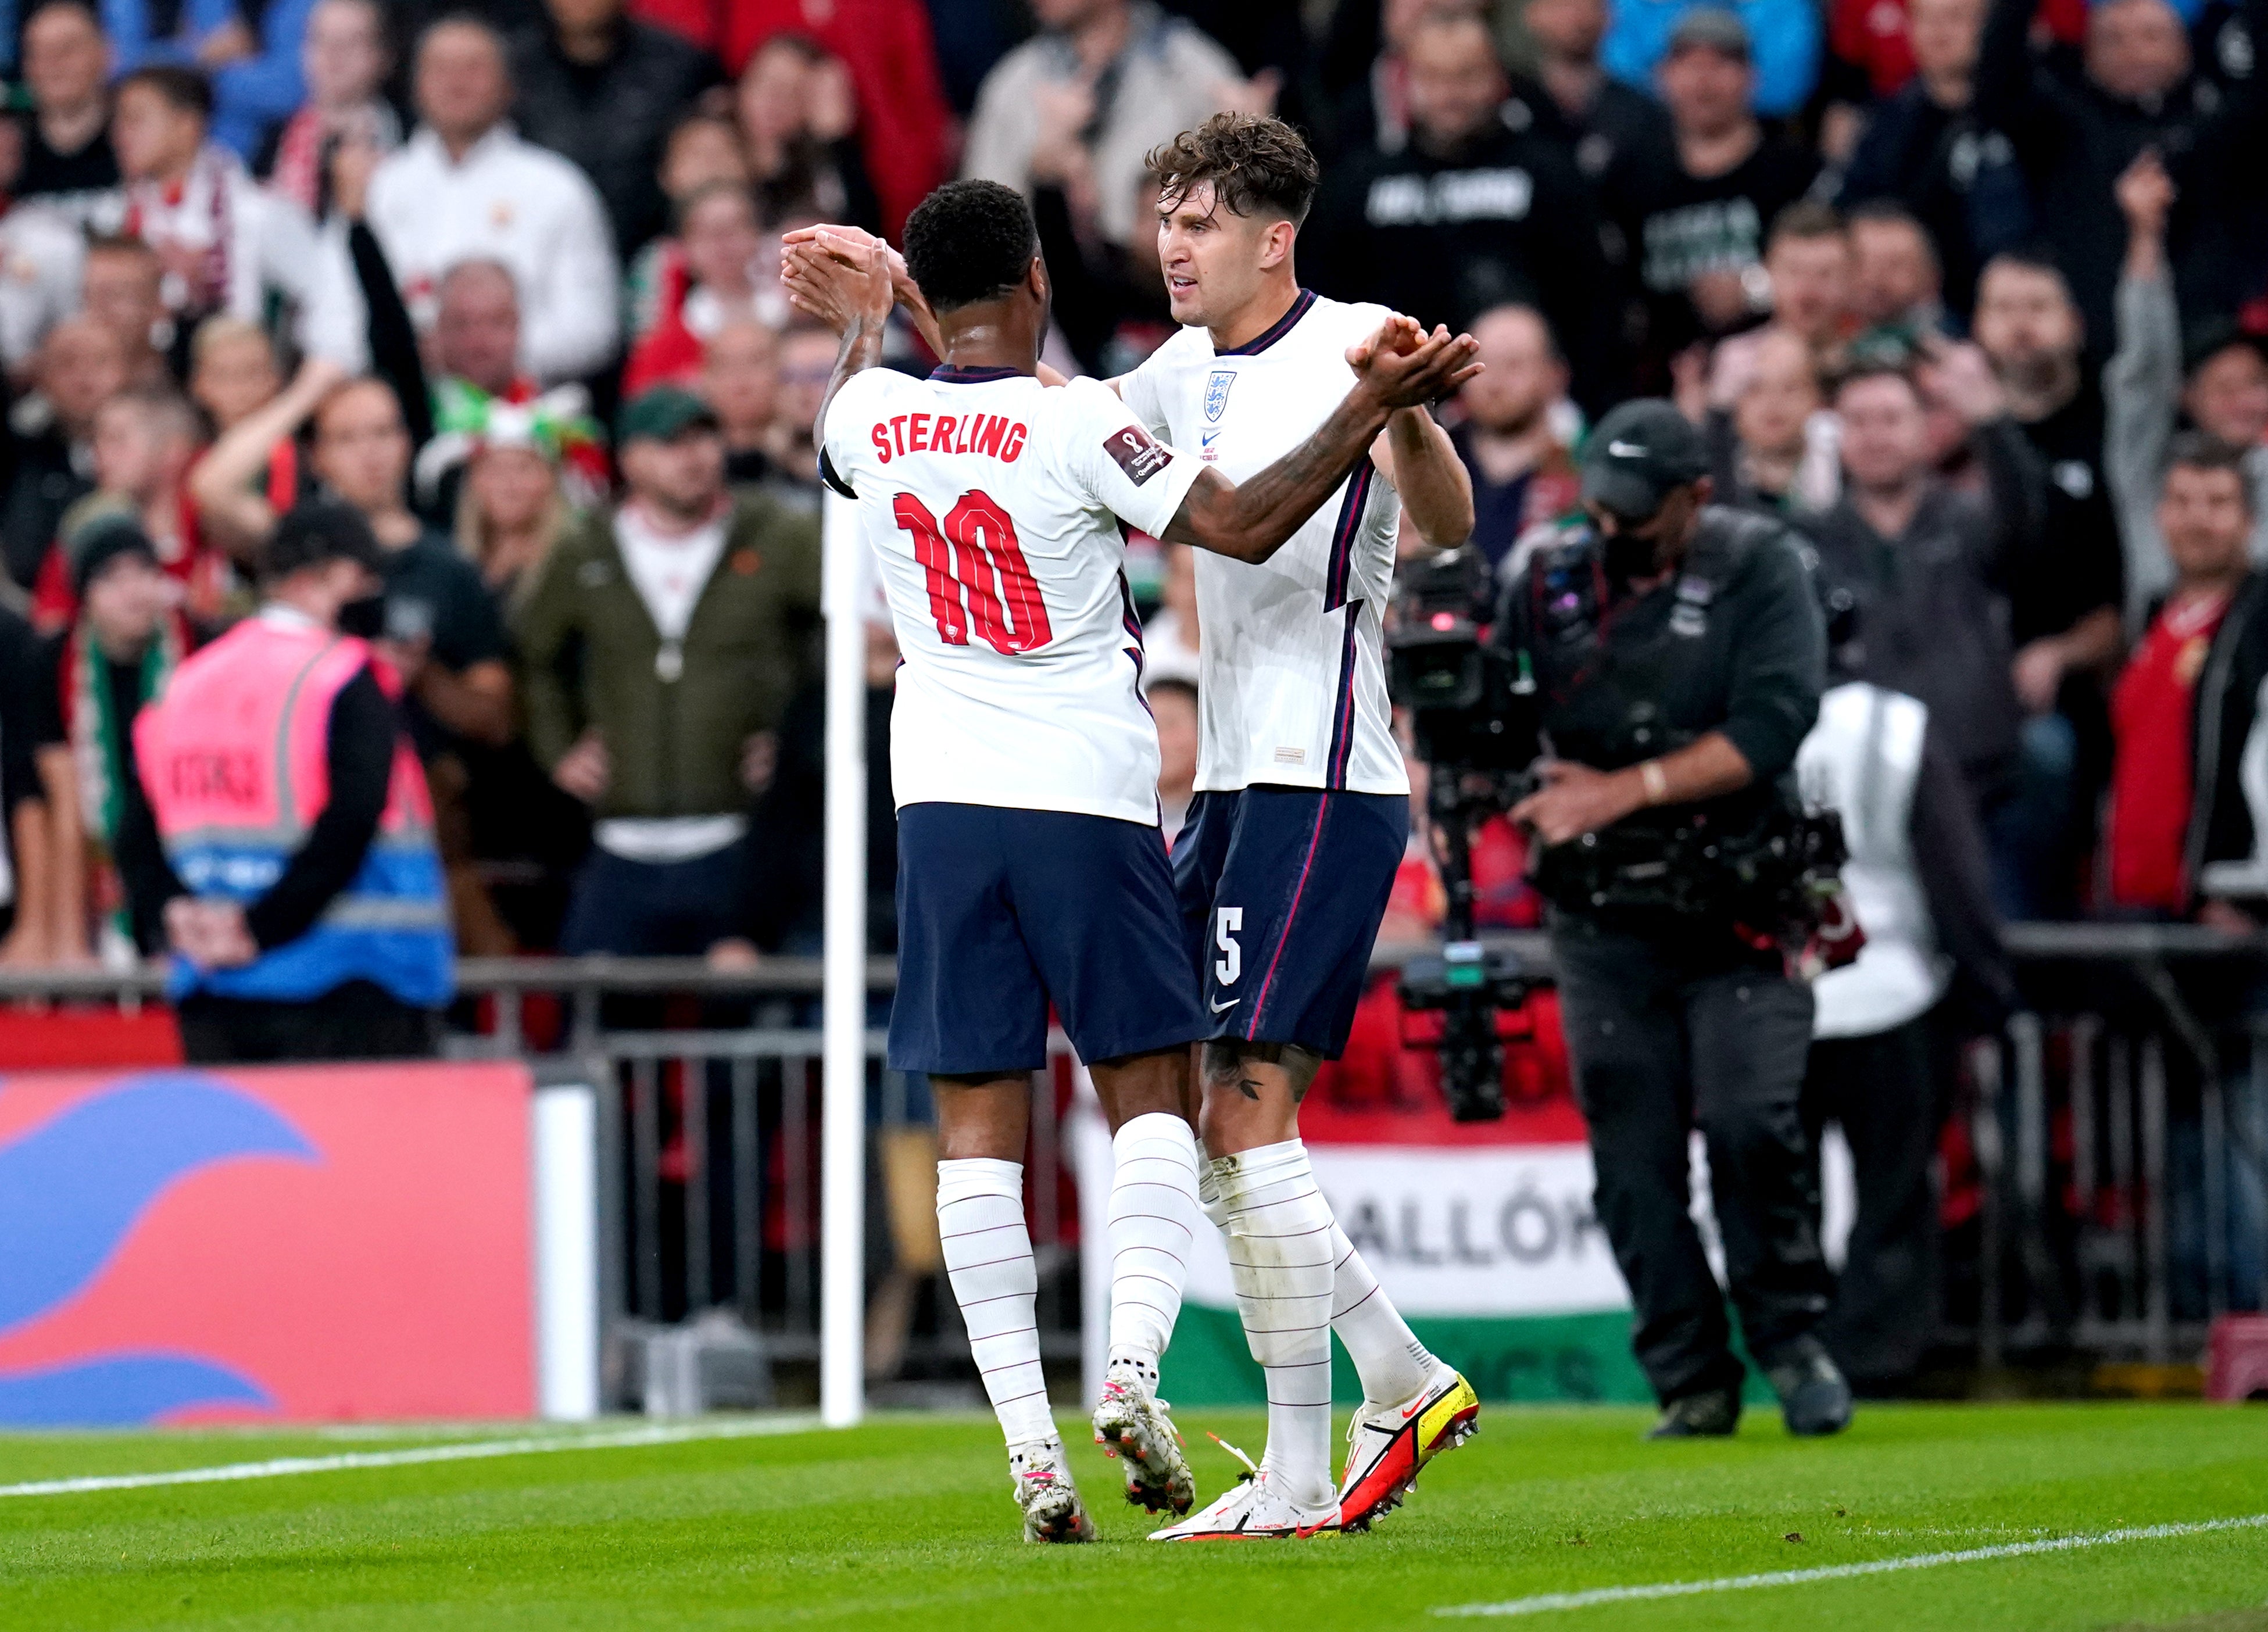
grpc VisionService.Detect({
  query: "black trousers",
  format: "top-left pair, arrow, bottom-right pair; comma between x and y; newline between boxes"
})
1551,916 -> 1833,1403
177,979 -> 442,1065
1802,1015 -> 1940,1390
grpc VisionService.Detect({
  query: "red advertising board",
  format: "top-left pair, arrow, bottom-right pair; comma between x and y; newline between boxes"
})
0,1062 -> 534,1426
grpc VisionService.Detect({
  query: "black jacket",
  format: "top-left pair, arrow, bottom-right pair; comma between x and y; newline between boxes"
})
1838,83 -> 2033,320
507,19 -> 720,256
1305,114 -> 1619,410
1806,419 -> 2045,792
2186,571 -> 2268,899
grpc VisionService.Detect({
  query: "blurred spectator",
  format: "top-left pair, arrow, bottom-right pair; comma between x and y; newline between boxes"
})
113,66 -> 320,334
764,320 -> 837,498
303,16 -> 621,386
510,0 -> 720,257
34,387 -> 230,631
515,386 -> 821,957
963,0 -> 1249,249
452,405 -> 570,611
0,112 -> 90,374
17,1 -> 123,226
187,314 -> 283,432
51,518 -> 189,961
2,317 -> 124,587
1322,0 -> 1473,159
0,597 -> 65,967
701,318 -> 781,485
1705,203 -> 1858,396
1797,654 -> 2013,1389
120,500 -> 453,1062
1700,324 -> 1842,518
1150,675 -> 1199,842
103,0 -> 321,156
1809,357 -> 2039,826
1846,201 -> 1949,339
1513,0 -> 1679,309
1308,11 -> 1615,397
2106,149 -> 2268,622
1448,303 -> 1581,570
1827,0 -> 2081,102
1973,0 -> 2268,359
736,33 -> 881,234
1634,8 -> 1822,364
1142,538 -> 1201,687
1036,158 -> 1172,379
1969,253 -> 2123,722
256,0 -> 400,219
722,615 -> 899,959
624,112 -> 753,348
1602,0 -> 1823,117
624,183 -> 766,397
635,0 -> 947,238
2108,434 -> 2260,914
81,234 -> 171,386
1837,0 -> 2022,318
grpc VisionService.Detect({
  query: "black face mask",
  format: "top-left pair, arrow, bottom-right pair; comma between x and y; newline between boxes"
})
1602,525 -> 1664,583
338,593 -> 386,640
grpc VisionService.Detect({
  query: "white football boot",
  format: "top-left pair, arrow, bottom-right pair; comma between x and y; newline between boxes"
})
1147,1438 -> 1338,1541
1091,1368 -> 1196,1516
1009,1438 -> 1095,1544
1337,1362 -> 1480,1532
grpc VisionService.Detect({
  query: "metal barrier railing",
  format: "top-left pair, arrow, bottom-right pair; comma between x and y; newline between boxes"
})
3,924 -> 2263,1398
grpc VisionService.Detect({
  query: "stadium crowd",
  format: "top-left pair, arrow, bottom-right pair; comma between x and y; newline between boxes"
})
0,0 -> 2262,1001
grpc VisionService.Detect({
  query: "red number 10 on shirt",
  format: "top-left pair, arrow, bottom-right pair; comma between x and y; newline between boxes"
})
893,489 -> 1054,655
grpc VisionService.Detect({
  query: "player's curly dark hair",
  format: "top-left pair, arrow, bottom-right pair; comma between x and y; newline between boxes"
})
1147,113 -> 1321,227
902,180 -> 1039,314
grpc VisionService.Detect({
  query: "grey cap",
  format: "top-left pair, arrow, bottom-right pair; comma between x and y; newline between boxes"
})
1580,399 -> 1712,521
1667,6 -> 1752,60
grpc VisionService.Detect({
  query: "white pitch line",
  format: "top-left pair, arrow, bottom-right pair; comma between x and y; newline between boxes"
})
1435,1513 -> 2268,1617
0,1414 -> 823,1499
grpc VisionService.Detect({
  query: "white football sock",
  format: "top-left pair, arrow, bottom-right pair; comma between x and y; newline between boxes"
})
1106,1111 -> 1200,1382
1330,1222 -> 1437,1405
1212,1139 -> 1336,1509
937,1157 -> 1056,1447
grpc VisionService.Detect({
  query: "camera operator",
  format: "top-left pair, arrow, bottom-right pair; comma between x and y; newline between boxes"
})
1495,398 -> 1848,1439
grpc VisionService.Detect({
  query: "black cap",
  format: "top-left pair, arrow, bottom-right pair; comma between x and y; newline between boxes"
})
262,499 -> 384,584
2182,314 -> 2268,380
1579,399 -> 1712,521
69,513 -> 160,598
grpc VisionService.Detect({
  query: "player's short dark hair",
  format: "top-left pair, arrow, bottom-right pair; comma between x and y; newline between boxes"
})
2164,430 -> 2255,510
1148,113 -> 1321,228
903,180 -> 1038,314
1766,200 -> 1845,253
117,64 -> 213,119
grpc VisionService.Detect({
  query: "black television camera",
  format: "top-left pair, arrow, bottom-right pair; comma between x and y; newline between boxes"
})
1385,547 -> 1541,1124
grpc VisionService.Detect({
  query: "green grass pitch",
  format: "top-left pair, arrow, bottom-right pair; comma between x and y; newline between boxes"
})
4,1402 -> 2267,1630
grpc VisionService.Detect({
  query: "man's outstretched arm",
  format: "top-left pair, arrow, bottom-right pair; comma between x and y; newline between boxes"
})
1164,321 -> 1480,564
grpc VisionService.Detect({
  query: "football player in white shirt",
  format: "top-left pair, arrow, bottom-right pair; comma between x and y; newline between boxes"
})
785,180 -> 1478,1544
1114,112 -> 1487,1544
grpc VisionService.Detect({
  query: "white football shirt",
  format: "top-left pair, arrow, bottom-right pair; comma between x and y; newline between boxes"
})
1119,291 -> 1410,796
822,365 -> 1205,825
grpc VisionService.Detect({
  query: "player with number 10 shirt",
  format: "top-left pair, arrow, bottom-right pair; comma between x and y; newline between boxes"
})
784,179 -> 1479,1546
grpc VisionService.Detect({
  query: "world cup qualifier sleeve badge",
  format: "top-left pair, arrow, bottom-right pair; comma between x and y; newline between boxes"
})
1204,369 -> 1235,422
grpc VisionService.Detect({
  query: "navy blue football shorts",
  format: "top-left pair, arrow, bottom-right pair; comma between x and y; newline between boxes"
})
890,801 -> 1205,1075
1170,785 -> 1408,1060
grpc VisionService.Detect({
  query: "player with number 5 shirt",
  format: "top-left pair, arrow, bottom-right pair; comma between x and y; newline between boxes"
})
783,180 -> 1479,1547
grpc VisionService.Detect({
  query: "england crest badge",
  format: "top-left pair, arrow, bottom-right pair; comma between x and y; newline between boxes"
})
1204,368 -> 1236,422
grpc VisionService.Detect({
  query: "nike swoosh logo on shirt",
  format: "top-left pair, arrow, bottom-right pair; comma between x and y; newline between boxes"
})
1209,997 -> 1241,1014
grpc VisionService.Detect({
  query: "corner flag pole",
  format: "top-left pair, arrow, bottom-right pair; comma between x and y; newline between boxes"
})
819,486 -> 867,1430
